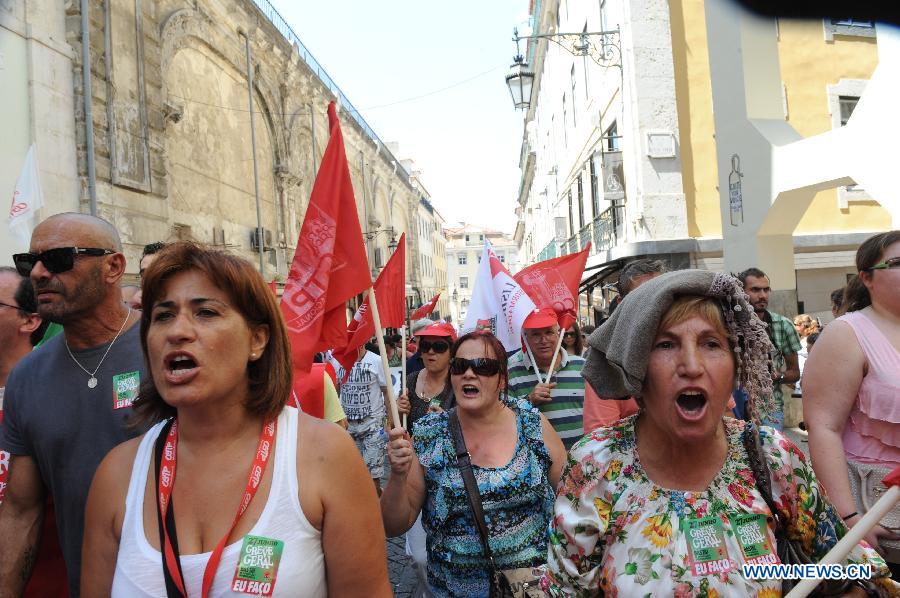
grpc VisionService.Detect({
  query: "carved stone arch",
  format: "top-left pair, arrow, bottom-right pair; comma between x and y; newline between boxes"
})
160,10 -> 285,169
159,8 -> 283,275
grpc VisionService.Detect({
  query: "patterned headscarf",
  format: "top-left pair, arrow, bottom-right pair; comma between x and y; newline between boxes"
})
583,270 -> 775,424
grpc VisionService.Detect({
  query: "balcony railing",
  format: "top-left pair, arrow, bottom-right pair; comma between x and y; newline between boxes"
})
537,239 -> 561,261
558,205 -> 625,257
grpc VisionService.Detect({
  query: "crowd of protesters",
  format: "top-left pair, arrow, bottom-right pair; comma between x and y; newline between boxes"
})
0,213 -> 898,597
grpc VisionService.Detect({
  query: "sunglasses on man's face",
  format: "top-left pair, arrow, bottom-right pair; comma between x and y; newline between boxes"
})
13,247 -> 115,277
868,257 -> 900,271
419,339 -> 450,354
449,357 -> 502,377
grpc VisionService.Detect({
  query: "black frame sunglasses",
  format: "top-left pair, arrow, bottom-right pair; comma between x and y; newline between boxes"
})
13,247 -> 115,276
449,357 -> 502,377
419,339 -> 450,354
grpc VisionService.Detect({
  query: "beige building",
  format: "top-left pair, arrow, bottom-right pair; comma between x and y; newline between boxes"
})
1,0 -> 433,292
513,0 -> 891,325
410,193 -> 449,320
445,224 -> 520,327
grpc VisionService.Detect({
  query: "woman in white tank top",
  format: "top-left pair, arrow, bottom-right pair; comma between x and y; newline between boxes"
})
80,243 -> 392,597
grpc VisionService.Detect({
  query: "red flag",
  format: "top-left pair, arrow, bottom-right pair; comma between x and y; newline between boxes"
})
332,234 -> 407,376
513,244 -> 590,330
280,102 -> 371,372
269,280 -> 277,296
410,293 -> 440,320
290,362 -> 337,419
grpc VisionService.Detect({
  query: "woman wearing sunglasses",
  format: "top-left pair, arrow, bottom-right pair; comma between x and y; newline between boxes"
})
401,322 -> 457,435
381,330 -> 566,597
803,230 -> 900,574
560,321 -> 584,358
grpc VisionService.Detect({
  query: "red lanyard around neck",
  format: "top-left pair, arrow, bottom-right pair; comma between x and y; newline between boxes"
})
157,417 -> 277,598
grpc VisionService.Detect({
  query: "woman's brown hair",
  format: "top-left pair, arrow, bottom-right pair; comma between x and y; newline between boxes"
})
563,321 -> 584,356
133,241 -> 292,425
842,230 -> 900,314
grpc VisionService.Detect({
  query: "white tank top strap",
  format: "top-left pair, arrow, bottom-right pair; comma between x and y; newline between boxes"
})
111,406 -> 325,597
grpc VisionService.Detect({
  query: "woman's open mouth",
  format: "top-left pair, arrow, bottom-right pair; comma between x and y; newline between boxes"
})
461,384 -> 479,398
675,390 -> 707,421
164,354 -> 199,384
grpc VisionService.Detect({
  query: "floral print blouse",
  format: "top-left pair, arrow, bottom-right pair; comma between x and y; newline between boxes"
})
542,415 -> 896,597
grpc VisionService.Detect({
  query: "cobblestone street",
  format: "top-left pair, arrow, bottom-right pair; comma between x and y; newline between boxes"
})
387,534 -> 421,597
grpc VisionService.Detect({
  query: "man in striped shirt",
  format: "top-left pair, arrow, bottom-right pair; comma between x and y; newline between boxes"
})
507,307 -> 585,450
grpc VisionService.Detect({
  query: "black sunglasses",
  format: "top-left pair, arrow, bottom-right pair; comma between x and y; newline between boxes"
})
419,339 -> 450,354
449,357 -> 502,377
563,331 -> 577,338
13,247 -> 115,277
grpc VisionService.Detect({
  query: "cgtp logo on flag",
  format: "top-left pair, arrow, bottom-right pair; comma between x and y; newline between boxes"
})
518,271 -> 576,315
281,205 -> 337,333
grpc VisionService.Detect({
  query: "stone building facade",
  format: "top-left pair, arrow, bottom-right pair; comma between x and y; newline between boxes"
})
3,0 -> 433,285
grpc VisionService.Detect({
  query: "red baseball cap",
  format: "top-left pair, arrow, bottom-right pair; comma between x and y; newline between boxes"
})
416,321 -> 458,341
523,307 -> 559,329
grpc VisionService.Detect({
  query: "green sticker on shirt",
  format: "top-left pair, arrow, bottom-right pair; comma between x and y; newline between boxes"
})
729,513 -> 779,566
681,515 -> 733,576
112,371 -> 140,409
231,535 -> 284,596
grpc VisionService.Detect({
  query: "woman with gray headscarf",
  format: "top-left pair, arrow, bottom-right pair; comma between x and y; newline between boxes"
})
541,270 -> 895,596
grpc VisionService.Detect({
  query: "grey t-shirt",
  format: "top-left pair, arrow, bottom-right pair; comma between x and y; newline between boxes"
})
0,323 -> 147,596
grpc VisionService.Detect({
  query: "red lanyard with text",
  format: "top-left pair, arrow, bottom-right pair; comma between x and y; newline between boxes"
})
157,417 -> 277,598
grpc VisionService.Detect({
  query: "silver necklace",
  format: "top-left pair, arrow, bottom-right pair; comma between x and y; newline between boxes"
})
65,307 -> 132,389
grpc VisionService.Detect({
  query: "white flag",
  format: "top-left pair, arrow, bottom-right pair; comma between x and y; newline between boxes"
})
8,144 -> 44,245
462,241 -> 536,351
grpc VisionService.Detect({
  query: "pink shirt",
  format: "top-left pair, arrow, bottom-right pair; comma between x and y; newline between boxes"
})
838,310 -> 900,467
582,384 -> 640,432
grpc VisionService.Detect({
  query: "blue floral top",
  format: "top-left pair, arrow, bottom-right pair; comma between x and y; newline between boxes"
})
412,399 -> 555,598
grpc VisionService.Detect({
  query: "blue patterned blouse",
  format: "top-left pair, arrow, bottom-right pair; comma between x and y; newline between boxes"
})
412,399 -> 555,598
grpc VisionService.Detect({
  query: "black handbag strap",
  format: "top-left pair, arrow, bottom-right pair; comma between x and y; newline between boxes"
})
154,419 -> 186,598
742,423 -> 788,538
448,409 -> 498,572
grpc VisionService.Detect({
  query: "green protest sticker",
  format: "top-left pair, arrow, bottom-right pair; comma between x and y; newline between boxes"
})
729,513 -> 779,566
231,535 -> 284,596
681,515 -> 733,576
112,371 -> 140,410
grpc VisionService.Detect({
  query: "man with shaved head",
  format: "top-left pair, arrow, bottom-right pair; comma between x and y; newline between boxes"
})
0,213 -> 146,596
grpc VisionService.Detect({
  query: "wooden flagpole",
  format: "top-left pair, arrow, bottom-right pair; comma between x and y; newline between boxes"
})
401,326 -> 407,429
544,327 -> 567,380
523,337 -> 544,385
367,287 -> 401,428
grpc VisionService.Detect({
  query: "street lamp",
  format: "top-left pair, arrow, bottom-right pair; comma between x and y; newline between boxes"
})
505,27 -> 622,111
363,227 -> 398,251
505,53 -> 535,111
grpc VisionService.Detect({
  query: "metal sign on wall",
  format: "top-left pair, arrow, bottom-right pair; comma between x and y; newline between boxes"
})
728,154 -> 744,227
597,151 -> 626,203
